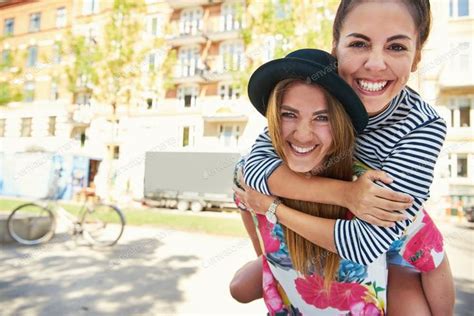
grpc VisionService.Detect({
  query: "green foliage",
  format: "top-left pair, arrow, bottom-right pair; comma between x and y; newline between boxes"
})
65,32 -> 100,96
240,0 -> 337,93
0,39 -> 23,106
97,0 -> 149,112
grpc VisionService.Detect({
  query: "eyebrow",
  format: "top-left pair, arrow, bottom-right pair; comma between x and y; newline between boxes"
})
347,33 -> 412,42
280,104 -> 328,116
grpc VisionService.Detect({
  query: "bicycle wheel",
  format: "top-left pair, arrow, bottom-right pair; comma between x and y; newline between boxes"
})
81,203 -> 125,247
7,203 -> 56,245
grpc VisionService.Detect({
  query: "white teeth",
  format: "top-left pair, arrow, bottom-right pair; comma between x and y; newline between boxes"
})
290,143 -> 316,154
358,80 -> 388,92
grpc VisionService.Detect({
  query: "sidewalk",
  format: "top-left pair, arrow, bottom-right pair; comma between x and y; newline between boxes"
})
0,225 -> 266,315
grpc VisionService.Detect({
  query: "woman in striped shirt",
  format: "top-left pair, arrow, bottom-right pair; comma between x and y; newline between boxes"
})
233,0 -> 454,314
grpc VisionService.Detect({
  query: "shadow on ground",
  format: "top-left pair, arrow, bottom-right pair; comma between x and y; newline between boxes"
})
0,234 -> 198,315
454,277 -> 474,316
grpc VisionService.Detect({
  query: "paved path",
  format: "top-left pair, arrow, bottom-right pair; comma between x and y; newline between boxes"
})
1,215 -> 472,315
0,225 -> 266,315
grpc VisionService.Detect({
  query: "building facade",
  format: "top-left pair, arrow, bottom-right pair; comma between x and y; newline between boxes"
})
0,0 -> 472,209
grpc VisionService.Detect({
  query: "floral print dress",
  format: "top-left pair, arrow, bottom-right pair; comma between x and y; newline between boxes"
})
254,213 -> 388,316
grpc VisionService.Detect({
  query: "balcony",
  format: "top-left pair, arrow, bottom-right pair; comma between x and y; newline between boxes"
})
167,0 -> 221,9
166,20 -> 207,47
206,15 -> 243,42
172,65 -> 207,84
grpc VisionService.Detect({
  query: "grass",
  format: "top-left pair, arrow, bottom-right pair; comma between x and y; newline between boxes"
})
0,197 -> 247,237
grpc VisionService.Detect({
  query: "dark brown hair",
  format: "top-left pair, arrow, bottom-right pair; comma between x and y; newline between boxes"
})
333,0 -> 432,50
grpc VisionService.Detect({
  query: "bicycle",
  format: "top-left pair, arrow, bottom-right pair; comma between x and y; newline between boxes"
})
7,189 -> 126,247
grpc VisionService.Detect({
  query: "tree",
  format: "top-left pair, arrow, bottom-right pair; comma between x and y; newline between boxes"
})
0,37 -> 23,106
95,0 -> 163,115
239,0 -> 338,90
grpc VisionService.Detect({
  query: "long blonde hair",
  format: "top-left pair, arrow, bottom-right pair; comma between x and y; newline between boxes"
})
266,78 -> 356,287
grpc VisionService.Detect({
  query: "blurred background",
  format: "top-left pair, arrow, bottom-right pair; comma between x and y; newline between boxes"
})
0,0 -> 472,214
0,1 -> 472,315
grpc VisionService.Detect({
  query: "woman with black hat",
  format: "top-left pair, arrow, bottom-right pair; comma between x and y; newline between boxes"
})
232,48 -> 388,315
235,1 -> 455,315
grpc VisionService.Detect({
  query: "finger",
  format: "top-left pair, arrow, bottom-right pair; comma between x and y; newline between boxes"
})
370,193 -> 412,211
365,170 -> 393,184
361,214 -> 396,228
373,186 -> 413,204
232,185 -> 246,196
369,207 -> 407,222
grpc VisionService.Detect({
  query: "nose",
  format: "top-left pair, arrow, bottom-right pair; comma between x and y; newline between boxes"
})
364,49 -> 387,72
293,121 -> 314,144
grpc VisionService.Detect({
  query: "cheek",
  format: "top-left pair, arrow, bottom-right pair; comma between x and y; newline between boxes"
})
316,126 -> 333,147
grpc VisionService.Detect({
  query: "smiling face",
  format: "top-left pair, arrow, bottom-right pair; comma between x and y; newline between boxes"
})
278,82 -> 333,173
334,1 -> 419,116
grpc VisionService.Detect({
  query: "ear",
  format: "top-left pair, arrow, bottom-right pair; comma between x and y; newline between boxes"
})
411,50 -> 421,72
331,41 -> 338,57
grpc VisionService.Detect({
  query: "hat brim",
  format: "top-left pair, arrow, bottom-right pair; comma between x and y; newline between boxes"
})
248,57 -> 368,134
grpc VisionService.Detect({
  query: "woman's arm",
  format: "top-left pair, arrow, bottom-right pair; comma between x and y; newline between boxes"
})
234,185 -> 338,253
237,119 -> 447,266
244,128 -> 412,226
241,210 -> 262,256
334,118 -> 447,265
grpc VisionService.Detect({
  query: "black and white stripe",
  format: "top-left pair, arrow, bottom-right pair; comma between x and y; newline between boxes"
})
243,87 -> 447,265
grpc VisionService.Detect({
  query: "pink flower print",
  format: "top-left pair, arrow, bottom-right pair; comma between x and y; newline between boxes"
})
295,274 -> 331,309
295,274 -> 368,311
329,281 -> 368,311
350,302 -> 383,316
402,210 -> 444,272
256,214 -> 280,253
262,257 -> 284,314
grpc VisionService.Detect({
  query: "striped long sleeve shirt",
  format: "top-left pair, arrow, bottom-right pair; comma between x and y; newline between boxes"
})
243,87 -> 447,265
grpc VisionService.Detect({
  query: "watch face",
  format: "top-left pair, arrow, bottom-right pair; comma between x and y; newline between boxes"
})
266,211 -> 277,224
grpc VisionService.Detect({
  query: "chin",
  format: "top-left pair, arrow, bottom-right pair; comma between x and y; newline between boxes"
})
288,162 -> 313,174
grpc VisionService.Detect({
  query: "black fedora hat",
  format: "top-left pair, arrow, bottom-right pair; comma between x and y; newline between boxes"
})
248,48 -> 368,133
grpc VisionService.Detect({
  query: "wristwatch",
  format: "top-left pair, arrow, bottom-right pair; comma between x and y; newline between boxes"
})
265,198 -> 281,224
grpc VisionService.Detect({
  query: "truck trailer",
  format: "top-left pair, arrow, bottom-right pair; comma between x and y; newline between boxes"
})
144,151 -> 241,212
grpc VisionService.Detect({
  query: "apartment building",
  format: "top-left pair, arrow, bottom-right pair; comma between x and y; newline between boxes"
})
0,0 -> 74,153
414,0 -> 474,212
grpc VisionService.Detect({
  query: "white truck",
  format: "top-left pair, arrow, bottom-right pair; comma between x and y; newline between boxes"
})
143,151 -> 242,212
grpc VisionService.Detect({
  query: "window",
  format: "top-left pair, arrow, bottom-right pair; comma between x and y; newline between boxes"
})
182,127 -> 190,147
48,116 -> 56,136
219,83 -> 241,100
449,0 -> 471,17
29,13 -> 41,32
449,97 -> 472,127
148,16 -> 162,37
1,49 -> 11,67
21,118 -> 32,137
178,86 -> 199,108
27,45 -> 38,67
4,18 -> 14,36
108,145 -> 120,160
148,52 -> 158,72
460,105 -> 471,127
219,41 -> 244,72
219,124 -> 240,147
75,91 -> 92,105
457,155 -> 468,177
52,42 -> 61,64
181,126 -> 195,147
0,119 -> 5,137
56,7 -> 67,28
221,2 -> 243,31
179,8 -> 203,35
178,47 -> 200,77
458,0 -> 470,16
83,0 -> 99,15
50,81 -> 59,100
24,81 -> 35,102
